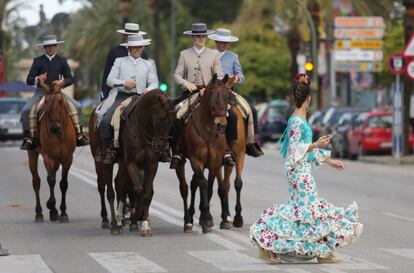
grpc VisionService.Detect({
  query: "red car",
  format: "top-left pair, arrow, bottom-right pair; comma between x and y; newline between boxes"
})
347,112 -> 414,159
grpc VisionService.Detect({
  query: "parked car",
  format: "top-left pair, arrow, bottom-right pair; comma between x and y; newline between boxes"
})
308,110 -> 323,141
346,112 -> 414,160
258,99 -> 290,143
329,111 -> 359,158
0,97 -> 26,141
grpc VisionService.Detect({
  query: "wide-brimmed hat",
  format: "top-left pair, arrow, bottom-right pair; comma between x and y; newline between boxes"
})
208,28 -> 239,42
36,35 -> 64,46
117,23 -> 147,35
121,34 -> 151,47
183,23 -> 215,36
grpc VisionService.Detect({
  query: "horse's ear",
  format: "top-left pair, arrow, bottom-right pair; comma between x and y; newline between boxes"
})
212,73 -> 217,83
222,74 -> 229,84
39,79 -> 50,93
225,75 -> 236,89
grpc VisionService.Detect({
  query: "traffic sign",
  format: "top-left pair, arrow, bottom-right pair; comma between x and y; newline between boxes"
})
335,62 -> 383,72
334,16 -> 384,28
405,59 -> 414,80
403,33 -> 414,57
334,50 -> 383,62
335,40 -> 383,49
387,52 -> 405,75
334,28 -> 384,39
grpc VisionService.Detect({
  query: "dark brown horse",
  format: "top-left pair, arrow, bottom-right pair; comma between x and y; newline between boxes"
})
89,108 -> 131,234
28,80 -> 76,223
119,89 -> 175,236
89,90 -> 175,236
175,74 -> 236,233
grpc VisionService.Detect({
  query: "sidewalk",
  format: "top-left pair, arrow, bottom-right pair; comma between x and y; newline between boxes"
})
359,155 -> 414,165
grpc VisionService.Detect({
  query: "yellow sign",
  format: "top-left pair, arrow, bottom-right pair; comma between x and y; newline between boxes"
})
335,40 -> 383,49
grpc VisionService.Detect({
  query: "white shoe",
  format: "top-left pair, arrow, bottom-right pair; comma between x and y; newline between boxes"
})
317,253 -> 341,263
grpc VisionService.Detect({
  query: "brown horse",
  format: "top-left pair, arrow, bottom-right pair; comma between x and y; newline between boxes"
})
28,80 -> 76,223
175,74 -> 236,233
119,89 -> 175,236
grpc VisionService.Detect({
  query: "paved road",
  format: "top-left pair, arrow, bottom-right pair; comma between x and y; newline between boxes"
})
0,143 -> 413,273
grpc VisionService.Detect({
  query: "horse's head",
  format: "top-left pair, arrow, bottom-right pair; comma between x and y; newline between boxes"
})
140,90 -> 176,152
206,74 -> 237,134
43,80 -> 65,135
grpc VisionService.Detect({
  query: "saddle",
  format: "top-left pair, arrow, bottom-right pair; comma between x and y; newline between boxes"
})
176,93 -> 201,124
121,94 -> 141,121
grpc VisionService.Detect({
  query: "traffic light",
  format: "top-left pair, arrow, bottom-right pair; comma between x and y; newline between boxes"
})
159,83 -> 168,92
304,61 -> 314,72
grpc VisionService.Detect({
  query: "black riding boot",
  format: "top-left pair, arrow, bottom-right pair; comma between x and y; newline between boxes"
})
20,130 -> 36,150
223,108 -> 237,166
169,119 -> 186,169
103,138 -> 118,165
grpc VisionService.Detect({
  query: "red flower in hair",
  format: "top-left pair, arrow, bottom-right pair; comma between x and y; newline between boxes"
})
294,73 -> 311,87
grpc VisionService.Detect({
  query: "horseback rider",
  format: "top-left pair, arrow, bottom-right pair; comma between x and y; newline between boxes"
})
170,23 -> 236,169
20,35 -> 89,150
100,23 -> 147,101
208,28 -> 263,157
99,34 -> 159,164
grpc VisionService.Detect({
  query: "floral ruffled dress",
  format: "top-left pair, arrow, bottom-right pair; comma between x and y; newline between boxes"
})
250,116 -> 363,258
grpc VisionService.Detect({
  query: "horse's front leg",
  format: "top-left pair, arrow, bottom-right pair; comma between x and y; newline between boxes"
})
29,150 -> 43,222
103,166 -> 119,235
140,162 -> 158,237
175,161 -> 192,232
233,157 -> 245,228
59,157 -> 73,223
217,166 -> 231,229
95,161 -> 109,229
192,168 -> 211,233
44,159 -> 59,222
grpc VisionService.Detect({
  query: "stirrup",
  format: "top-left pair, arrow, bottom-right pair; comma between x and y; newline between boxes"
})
76,134 -> 89,146
20,138 -> 36,150
170,154 -> 185,169
223,153 -> 235,166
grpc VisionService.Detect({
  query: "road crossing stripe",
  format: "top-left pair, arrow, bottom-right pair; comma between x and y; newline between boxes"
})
380,248 -> 414,260
89,252 -> 167,273
317,253 -> 387,270
381,212 -> 414,222
0,255 -> 53,273
187,250 -> 278,271
284,269 -> 313,273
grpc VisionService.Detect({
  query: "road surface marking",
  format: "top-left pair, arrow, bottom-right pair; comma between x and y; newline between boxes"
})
284,269 -> 313,273
187,250 -> 279,271
380,248 -> 414,260
381,212 -> 414,222
89,252 -> 167,273
317,253 -> 387,271
0,255 -> 53,273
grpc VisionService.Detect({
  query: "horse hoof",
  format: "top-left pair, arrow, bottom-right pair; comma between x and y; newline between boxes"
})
201,225 -> 212,233
141,229 -> 152,237
233,215 -> 244,228
49,211 -> 59,222
183,224 -> 193,233
220,221 -> 232,230
129,223 -> 138,232
59,215 -> 69,223
101,221 -> 110,229
35,214 -> 44,223
110,228 -> 121,235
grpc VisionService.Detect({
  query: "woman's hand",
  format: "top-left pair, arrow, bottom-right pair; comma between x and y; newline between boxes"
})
326,158 -> 344,171
315,135 -> 332,149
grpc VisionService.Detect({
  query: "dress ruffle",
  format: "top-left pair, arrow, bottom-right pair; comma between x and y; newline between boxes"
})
250,200 -> 363,258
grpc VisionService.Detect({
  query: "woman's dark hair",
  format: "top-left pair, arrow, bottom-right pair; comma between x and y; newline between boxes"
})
292,73 -> 311,108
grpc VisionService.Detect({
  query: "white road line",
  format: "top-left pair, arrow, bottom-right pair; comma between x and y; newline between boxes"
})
381,212 -> 414,222
284,268 -> 313,273
71,166 -> 97,180
0,255 -> 53,273
380,248 -> 414,260
320,269 -> 348,273
69,169 -> 96,187
187,250 -> 278,271
89,252 -> 167,273
318,253 -> 387,271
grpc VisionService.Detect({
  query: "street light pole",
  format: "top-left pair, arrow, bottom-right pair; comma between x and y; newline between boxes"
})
296,0 -> 318,95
